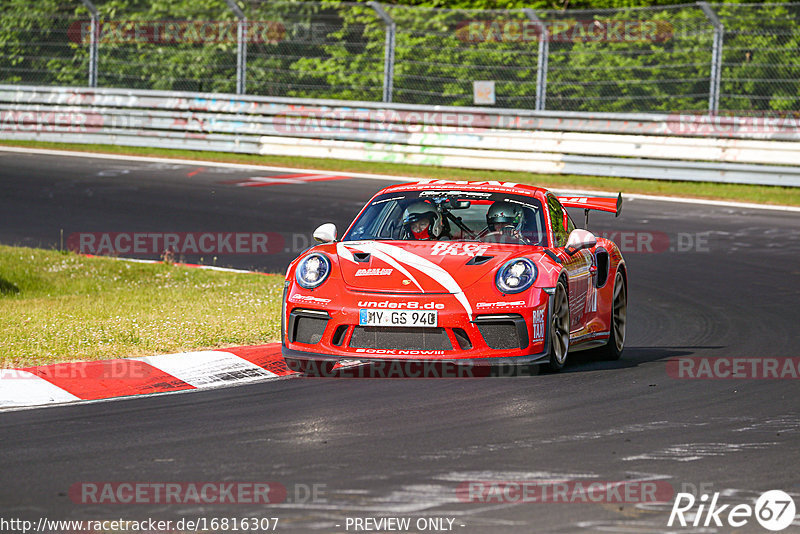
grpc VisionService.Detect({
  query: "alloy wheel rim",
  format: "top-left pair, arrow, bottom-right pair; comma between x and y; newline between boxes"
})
552,287 -> 570,364
613,273 -> 627,352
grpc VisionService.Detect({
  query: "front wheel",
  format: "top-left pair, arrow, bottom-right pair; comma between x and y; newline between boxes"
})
544,281 -> 570,372
595,270 -> 627,361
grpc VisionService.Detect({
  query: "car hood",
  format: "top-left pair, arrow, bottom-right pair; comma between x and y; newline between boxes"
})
336,240 -> 539,293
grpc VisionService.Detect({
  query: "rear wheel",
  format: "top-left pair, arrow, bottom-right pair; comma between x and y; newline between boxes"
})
595,270 -> 627,361
544,281 -> 570,372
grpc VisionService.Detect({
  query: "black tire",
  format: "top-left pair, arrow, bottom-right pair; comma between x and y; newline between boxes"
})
544,281 -> 570,372
595,270 -> 627,361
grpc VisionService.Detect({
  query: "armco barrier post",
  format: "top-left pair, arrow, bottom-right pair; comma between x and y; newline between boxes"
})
369,1 -> 395,103
80,0 -> 98,88
225,0 -> 247,95
523,8 -> 548,111
698,2 -> 724,114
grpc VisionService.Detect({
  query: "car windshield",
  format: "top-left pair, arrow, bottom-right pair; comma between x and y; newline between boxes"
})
343,190 -> 547,246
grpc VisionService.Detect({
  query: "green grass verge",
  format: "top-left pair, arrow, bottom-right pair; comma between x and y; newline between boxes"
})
0,245 -> 284,368
2,139 -> 799,207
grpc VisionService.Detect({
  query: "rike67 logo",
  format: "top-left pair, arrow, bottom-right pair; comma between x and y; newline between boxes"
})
669,490 -> 796,531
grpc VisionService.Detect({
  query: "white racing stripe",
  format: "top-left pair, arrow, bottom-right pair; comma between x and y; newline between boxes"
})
0,370 -> 80,406
354,242 -> 474,320
338,242 -> 424,292
336,243 -> 356,263
136,350 -> 277,388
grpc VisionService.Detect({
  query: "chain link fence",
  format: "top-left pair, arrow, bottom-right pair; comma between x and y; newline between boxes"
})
715,2 -> 800,113
1,0 -> 799,114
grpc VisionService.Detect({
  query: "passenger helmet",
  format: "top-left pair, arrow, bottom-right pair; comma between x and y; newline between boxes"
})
402,201 -> 442,239
486,201 -> 523,229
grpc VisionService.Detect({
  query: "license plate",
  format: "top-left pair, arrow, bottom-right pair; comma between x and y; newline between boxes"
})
359,309 -> 438,328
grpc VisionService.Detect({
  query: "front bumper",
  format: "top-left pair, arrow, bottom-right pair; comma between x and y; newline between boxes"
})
282,288 -> 553,367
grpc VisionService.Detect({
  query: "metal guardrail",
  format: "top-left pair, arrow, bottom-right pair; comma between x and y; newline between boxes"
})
1,85 -> 799,187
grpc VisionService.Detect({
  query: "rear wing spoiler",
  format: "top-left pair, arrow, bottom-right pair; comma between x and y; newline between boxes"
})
557,193 -> 623,217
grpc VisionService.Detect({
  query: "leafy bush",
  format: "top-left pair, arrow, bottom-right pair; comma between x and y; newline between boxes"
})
1,0 -> 798,113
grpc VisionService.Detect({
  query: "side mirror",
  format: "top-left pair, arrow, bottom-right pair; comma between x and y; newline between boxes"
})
565,229 -> 597,255
313,223 -> 337,244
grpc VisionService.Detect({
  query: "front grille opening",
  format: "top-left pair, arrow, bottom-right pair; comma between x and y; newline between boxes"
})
349,327 -> 453,351
475,314 -> 529,350
452,328 -> 473,350
289,312 -> 329,345
331,325 -> 349,346
477,322 -> 519,350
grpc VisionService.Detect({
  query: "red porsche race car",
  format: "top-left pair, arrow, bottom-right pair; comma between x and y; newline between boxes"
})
281,179 -> 626,374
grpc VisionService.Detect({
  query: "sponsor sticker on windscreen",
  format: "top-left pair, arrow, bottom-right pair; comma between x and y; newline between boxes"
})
359,309 -> 438,328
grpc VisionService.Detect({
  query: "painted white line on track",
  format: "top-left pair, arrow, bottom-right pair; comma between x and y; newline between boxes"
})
136,350 -> 278,388
0,370 -> 80,406
0,146 -> 400,181
98,256 -> 262,274
1,145 -> 799,213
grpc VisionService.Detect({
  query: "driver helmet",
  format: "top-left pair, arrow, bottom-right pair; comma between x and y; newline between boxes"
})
402,201 -> 442,240
486,201 -> 523,231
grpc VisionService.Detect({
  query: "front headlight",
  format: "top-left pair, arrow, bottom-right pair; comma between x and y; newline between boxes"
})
496,258 -> 537,294
295,253 -> 331,289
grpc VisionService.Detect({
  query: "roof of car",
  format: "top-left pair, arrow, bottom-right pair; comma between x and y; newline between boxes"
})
377,180 -> 548,197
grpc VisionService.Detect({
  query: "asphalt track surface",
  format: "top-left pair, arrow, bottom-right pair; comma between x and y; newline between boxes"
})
1,150 -> 799,533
